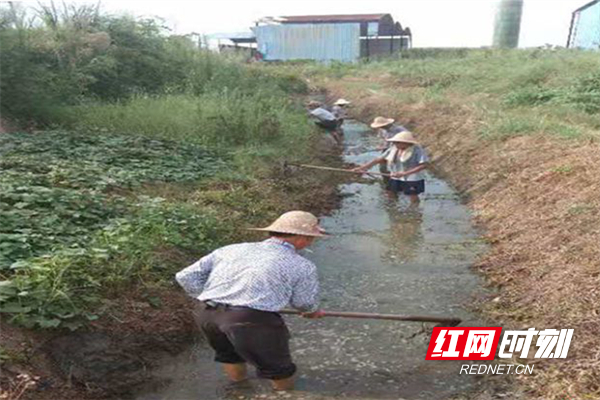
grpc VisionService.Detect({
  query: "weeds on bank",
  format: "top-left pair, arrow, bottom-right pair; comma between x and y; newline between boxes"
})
58,92 -> 311,148
0,3 -> 317,329
0,131 -> 229,328
391,50 -> 600,139
291,49 -> 600,140
0,118 -> 322,329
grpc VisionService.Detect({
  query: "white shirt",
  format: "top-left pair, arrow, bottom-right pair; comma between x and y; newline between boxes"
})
310,107 -> 337,122
175,238 -> 319,312
382,145 -> 429,181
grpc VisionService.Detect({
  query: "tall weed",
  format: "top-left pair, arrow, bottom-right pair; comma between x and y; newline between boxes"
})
59,92 -> 311,148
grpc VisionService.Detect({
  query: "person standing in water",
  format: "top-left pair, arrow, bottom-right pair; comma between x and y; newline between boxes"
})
331,99 -> 351,138
331,98 -> 350,122
175,211 -> 326,391
352,131 -> 429,205
371,116 -> 407,150
370,117 -> 408,181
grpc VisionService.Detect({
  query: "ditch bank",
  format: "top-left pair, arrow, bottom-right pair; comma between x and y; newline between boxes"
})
321,78 -> 600,399
1,132 -> 346,400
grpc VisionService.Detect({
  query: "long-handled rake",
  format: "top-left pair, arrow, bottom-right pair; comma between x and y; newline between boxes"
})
283,161 -> 390,178
280,309 -> 462,327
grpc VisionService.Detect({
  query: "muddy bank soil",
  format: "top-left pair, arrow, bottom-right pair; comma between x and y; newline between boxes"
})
321,78 -> 600,399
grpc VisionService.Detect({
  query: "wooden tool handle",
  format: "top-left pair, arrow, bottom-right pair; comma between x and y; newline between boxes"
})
287,162 -> 391,177
279,309 -> 461,325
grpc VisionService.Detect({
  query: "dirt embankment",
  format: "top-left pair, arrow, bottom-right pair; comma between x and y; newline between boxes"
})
322,78 -> 600,399
1,134 -> 345,400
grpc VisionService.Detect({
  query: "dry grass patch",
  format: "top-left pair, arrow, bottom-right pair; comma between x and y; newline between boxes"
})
320,77 -> 600,399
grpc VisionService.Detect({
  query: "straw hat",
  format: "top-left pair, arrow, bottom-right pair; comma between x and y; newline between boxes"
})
371,116 -> 395,129
386,131 -> 419,145
307,100 -> 322,108
334,98 -> 351,106
249,211 -> 328,237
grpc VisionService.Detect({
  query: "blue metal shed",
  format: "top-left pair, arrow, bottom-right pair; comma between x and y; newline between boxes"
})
568,0 -> 600,49
253,23 -> 360,62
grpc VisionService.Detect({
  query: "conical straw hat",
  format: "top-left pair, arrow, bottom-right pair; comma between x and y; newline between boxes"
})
371,116 -> 395,129
334,98 -> 351,106
386,131 -> 419,145
249,211 -> 328,237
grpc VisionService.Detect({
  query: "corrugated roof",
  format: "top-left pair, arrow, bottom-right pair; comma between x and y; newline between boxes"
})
574,0 -> 600,13
280,14 -> 388,23
209,32 -> 255,40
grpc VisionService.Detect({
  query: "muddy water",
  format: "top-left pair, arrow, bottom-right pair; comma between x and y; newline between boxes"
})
136,121 -> 488,400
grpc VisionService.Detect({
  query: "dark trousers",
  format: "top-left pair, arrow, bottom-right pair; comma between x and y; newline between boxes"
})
194,303 -> 296,380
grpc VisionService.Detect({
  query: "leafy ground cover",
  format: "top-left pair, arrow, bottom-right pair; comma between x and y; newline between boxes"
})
0,131 -> 229,329
0,5 -> 341,399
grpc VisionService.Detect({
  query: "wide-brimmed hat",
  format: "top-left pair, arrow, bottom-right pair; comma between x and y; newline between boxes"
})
334,98 -> 351,106
386,131 -> 419,145
307,100 -> 322,108
249,211 -> 328,237
371,116 -> 395,129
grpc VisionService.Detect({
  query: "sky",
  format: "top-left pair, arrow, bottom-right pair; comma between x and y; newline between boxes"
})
24,0 -> 585,48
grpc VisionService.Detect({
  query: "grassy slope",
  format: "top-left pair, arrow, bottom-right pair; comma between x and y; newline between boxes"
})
295,49 -> 600,399
0,60 -> 347,398
0,65 -> 343,327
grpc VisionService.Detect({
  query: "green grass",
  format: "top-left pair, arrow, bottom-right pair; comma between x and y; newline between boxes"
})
0,63 -> 320,330
0,131 -> 233,328
58,92 -> 311,149
0,127 -> 319,329
374,49 -> 600,97
0,4 -> 319,331
285,49 -> 600,141
54,90 -> 316,182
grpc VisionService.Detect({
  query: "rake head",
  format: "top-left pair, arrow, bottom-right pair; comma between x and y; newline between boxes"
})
434,319 -> 462,328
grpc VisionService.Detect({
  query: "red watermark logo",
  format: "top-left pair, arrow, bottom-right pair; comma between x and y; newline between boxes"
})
425,327 -> 503,360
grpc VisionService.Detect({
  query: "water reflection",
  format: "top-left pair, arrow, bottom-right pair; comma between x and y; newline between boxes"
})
382,204 -> 423,264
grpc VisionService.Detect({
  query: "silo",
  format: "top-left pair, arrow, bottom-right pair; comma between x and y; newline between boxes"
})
493,0 -> 524,48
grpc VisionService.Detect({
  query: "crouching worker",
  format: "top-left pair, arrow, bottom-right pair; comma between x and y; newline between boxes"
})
175,211 -> 326,391
352,131 -> 429,205
307,100 -> 342,145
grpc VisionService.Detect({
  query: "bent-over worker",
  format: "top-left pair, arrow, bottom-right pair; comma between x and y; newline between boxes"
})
175,211 -> 326,391
307,100 -> 342,144
352,131 -> 429,205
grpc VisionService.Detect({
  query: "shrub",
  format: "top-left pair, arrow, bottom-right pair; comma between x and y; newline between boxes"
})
504,87 -> 559,106
568,72 -> 600,114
